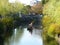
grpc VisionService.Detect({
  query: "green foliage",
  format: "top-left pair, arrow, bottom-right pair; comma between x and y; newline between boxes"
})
43,0 -> 60,37
1,17 -> 13,24
0,0 -> 24,16
21,6 -> 29,15
42,0 -> 49,4
0,0 -> 24,30
43,0 -> 60,45
21,5 -> 31,15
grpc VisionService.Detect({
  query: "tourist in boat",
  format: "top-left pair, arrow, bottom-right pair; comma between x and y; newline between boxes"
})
27,22 -> 33,34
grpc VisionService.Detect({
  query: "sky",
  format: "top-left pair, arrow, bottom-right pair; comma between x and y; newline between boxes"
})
9,0 -> 41,5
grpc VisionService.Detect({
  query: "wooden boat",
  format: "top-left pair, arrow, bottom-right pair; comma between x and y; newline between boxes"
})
27,26 -> 33,30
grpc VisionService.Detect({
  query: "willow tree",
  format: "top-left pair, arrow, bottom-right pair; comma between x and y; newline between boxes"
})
8,2 -> 24,14
0,0 -> 9,16
0,0 -> 24,32
0,0 -> 24,25
0,0 -> 24,16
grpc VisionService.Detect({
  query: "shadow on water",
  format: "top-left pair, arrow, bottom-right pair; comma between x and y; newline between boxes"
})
0,28 -> 14,45
4,27 -> 23,45
0,36 -> 4,45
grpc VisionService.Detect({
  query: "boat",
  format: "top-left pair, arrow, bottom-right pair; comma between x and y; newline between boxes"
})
27,23 -> 33,34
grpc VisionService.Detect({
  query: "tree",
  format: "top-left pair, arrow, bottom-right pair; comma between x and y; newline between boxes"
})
43,0 -> 60,45
43,0 -> 60,35
9,2 -> 24,13
42,0 -> 49,4
31,1 -> 42,14
21,5 -> 31,15
0,0 -> 24,33
0,0 -> 24,16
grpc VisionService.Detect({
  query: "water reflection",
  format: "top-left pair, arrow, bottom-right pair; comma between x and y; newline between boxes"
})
20,28 -> 43,45
4,27 -> 43,45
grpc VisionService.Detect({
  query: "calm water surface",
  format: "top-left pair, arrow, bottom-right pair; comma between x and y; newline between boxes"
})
5,27 -> 43,45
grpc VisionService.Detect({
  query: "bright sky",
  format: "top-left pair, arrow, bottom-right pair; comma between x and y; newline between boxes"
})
17,0 -> 32,5
9,0 -> 41,5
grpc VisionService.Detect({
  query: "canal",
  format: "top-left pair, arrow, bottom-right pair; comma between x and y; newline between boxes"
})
4,27 -> 43,45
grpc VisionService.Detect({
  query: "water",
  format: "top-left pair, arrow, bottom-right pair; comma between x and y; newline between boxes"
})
4,27 -> 43,45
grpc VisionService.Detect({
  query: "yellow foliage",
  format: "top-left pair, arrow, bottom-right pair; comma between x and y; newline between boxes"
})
42,15 -> 52,26
43,0 -> 60,37
47,23 -> 59,37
